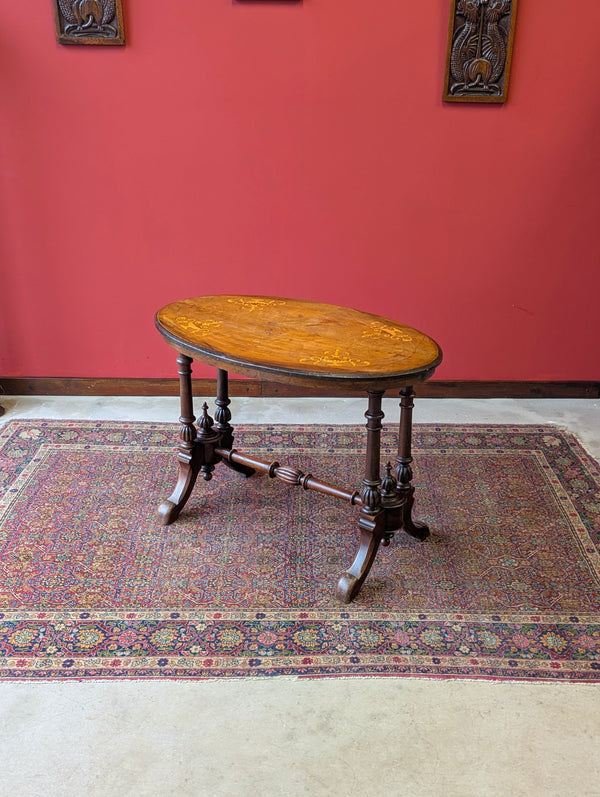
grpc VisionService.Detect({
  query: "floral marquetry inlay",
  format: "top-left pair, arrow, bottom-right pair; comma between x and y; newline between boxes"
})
361,322 -> 414,344
299,349 -> 371,368
226,297 -> 287,313
172,318 -> 223,336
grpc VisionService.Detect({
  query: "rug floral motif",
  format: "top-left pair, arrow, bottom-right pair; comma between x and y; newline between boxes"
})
0,420 -> 599,681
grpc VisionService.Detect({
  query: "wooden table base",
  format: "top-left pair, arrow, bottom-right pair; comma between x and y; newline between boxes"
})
159,358 -> 430,603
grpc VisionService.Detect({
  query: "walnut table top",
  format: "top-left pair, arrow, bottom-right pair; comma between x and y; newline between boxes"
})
155,295 -> 442,391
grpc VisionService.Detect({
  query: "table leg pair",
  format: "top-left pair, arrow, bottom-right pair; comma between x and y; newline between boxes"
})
159,354 -> 429,603
335,387 -> 428,602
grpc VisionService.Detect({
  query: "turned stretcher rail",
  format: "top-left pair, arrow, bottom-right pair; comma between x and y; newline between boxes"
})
214,446 -> 363,506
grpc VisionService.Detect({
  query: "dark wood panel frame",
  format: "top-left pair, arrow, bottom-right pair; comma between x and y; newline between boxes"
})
52,0 -> 126,46
443,0 -> 518,103
1,378 -> 598,399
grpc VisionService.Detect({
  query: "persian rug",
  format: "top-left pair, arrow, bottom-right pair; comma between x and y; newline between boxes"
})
0,419 -> 599,682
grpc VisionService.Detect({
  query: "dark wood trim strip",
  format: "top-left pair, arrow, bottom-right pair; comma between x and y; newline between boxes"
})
0,378 -> 258,398
1,378 -> 599,399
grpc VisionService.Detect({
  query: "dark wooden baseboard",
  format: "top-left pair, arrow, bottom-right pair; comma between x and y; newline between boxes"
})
1,378 -> 599,399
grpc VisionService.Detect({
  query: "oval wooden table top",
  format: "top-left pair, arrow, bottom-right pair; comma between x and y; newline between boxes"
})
155,295 -> 443,391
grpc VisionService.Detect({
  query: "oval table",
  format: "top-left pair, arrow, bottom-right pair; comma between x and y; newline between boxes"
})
155,295 -> 443,603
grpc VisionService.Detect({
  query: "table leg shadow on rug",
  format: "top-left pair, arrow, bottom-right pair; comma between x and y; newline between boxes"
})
0,420 -> 599,681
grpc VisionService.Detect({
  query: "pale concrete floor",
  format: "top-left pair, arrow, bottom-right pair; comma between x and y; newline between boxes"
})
0,397 -> 599,797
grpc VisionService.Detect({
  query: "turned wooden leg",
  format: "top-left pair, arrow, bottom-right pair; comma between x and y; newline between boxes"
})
395,386 -> 429,540
214,369 -> 255,478
158,353 -> 202,525
336,391 -> 386,603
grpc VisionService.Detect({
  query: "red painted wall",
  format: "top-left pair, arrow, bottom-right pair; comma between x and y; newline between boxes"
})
2,1 -> 599,381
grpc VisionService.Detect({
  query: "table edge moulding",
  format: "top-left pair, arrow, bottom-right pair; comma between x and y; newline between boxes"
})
154,295 -> 443,603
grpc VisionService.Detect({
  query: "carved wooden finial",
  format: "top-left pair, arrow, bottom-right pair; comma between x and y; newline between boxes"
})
381,461 -> 398,499
197,402 -> 215,435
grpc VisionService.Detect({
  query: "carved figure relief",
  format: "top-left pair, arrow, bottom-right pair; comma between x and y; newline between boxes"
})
443,0 -> 518,103
53,0 -> 126,45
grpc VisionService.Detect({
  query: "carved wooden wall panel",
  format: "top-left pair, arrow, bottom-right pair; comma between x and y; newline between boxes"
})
443,0 -> 518,103
52,0 -> 126,46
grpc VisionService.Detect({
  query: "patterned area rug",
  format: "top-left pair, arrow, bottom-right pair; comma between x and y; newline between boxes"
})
0,420 -> 599,681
